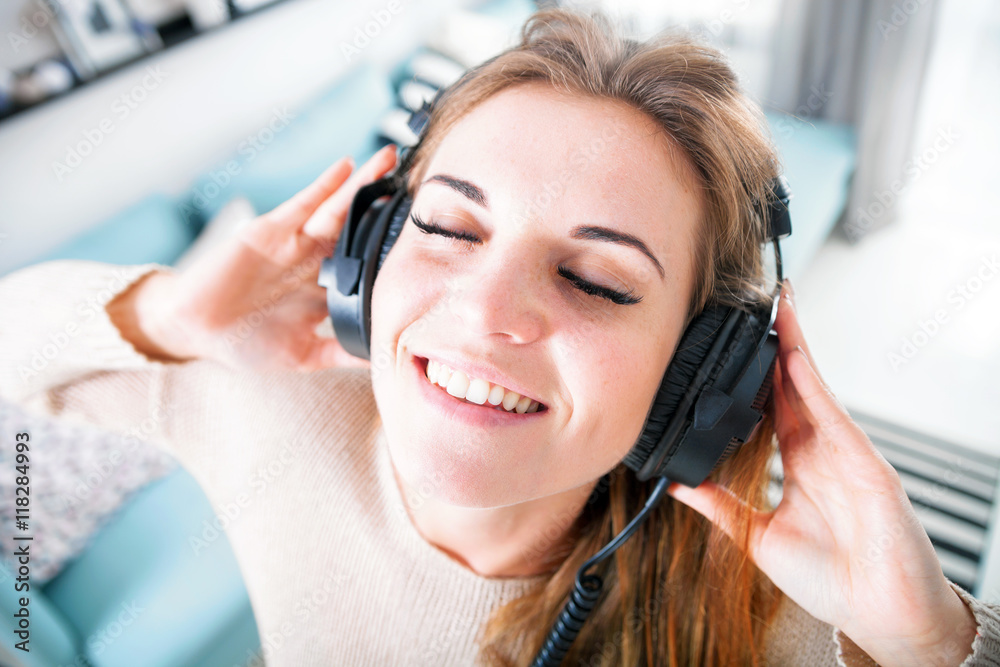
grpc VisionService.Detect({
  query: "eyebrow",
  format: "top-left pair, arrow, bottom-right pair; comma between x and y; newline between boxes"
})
423,174 -> 488,208
422,173 -> 665,280
572,226 -> 665,279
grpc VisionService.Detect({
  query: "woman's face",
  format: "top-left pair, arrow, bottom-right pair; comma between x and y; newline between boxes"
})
370,83 -> 703,508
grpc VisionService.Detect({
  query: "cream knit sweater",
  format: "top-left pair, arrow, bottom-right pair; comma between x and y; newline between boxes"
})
2,260 -> 999,666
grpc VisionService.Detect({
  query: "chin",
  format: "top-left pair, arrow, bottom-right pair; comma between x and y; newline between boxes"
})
383,422 -> 533,509
371,356 -> 566,508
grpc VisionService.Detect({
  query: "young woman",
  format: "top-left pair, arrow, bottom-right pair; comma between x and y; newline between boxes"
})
3,8 -> 998,666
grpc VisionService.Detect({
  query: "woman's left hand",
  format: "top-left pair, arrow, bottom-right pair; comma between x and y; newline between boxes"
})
667,279 -> 978,667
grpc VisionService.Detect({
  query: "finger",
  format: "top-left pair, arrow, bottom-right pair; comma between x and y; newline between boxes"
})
775,279 -> 824,384
784,345 -> 855,443
301,144 -> 398,240
783,347 -> 896,481
771,358 -> 800,444
778,343 -> 808,419
265,157 -> 354,224
772,353 -> 818,478
668,480 -> 767,554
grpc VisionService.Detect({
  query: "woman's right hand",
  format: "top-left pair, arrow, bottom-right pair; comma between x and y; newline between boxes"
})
111,145 -> 399,372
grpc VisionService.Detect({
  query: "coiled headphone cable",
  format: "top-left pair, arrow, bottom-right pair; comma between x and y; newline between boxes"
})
530,476 -> 671,667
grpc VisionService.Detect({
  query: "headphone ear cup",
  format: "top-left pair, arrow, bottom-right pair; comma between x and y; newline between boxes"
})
624,306 -> 732,473
320,179 -> 408,360
625,298 -> 778,485
376,195 -> 412,272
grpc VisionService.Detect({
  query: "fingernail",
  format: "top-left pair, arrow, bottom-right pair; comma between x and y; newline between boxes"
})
780,280 -> 794,309
794,345 -> 809,365
784,278 -> 794,300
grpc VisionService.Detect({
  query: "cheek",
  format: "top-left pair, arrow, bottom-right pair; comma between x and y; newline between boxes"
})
369,242 -> 444,366
368,258 -> 410,388
555,327 -> 671,462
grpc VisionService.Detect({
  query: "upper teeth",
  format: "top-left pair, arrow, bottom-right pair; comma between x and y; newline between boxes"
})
426,360 -> 540,414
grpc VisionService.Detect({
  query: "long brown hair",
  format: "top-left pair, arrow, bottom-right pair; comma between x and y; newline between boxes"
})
405,9 -> 785,666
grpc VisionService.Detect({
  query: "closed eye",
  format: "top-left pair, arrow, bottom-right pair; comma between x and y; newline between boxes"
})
558,267 -> 642,305
411,213 -> 481,246
411,212 -> 641,306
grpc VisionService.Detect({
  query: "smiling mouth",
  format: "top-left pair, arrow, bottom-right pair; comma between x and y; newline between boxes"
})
419,358 -> 545,414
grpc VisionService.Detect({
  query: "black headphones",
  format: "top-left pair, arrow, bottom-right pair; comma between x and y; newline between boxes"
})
318,84 -> 792,666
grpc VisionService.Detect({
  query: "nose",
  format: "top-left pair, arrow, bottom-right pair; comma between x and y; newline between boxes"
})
446,247 -> 547,344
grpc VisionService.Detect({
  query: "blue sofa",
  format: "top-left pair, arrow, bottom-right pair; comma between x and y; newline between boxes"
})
0,36 -> 856,667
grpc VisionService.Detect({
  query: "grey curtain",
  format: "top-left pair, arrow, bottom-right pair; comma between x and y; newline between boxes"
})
767,0 -> 942,242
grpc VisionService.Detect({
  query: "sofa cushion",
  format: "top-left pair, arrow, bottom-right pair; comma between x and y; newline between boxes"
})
9,194 -> 197,275
0,560 -> 80,667
42,468 -> 259,667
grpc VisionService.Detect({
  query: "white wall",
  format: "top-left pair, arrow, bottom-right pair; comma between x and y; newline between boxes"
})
0,0 -> 465,274
1,0 -> 63,71
796,0 -> 1000,458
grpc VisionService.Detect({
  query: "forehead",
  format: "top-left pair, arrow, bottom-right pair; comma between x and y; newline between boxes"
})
421,82 -> 703,258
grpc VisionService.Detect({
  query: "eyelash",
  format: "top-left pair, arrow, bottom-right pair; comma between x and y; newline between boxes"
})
410,213 -> 642,306
411,213 -> 480,248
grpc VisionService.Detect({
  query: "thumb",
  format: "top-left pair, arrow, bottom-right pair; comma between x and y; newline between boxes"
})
266,157 -> 354,226
301,144 -> 398,240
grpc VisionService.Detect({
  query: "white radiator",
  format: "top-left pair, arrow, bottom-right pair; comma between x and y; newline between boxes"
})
766,408 -> 1000,602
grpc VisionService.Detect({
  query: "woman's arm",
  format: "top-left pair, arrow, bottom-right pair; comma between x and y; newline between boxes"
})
2,259 -> 174,399
105,266 -> 198,363
0,259 -> 227,481
2,255 -> 242,430
0,256 -> 376,511
1,146 -> 397,492
763,583 -> 999,666
830,580 -> 1000,666
3,145 -> 397,401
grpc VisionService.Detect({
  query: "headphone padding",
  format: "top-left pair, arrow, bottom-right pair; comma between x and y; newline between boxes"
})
624,306 -> 733,472
377,195 -> 412,272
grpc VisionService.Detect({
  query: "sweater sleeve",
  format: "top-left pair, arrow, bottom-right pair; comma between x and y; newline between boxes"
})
832,580 -> 1000,667
765,579 -> 1000,665
0,259 -> 261,500
950,580 -> 1000,666
1,260 -> 175,395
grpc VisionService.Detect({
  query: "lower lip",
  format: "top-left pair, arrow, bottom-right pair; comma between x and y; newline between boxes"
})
411,356 -> 545,428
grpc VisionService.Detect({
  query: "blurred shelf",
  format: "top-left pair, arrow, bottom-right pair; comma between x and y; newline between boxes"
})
0,0 -> 292,125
